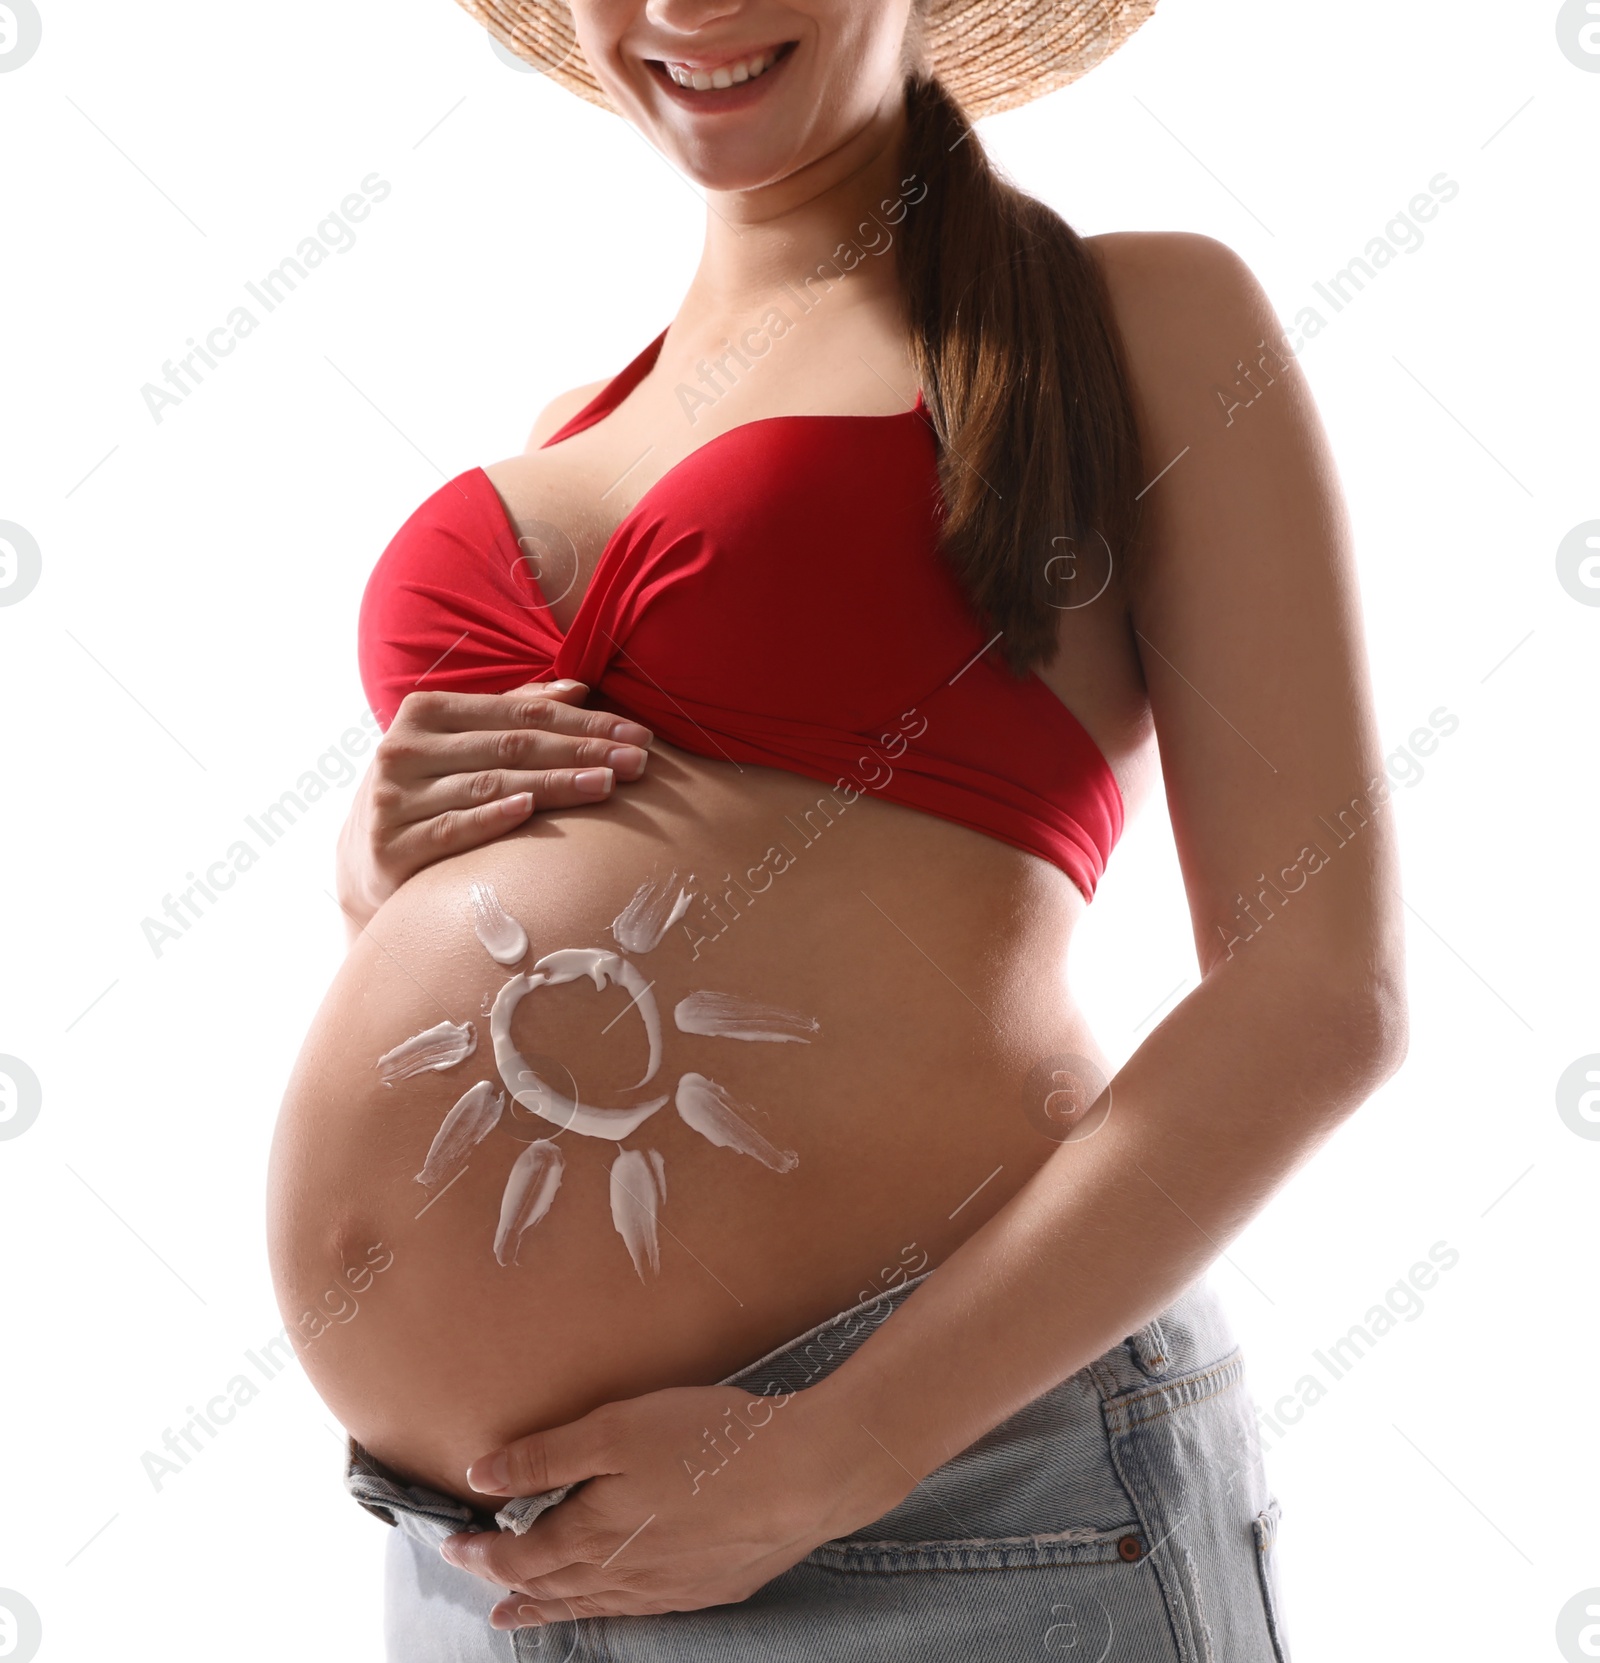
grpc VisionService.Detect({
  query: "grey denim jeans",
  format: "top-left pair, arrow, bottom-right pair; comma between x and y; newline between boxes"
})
345,1269 -> 1291,1661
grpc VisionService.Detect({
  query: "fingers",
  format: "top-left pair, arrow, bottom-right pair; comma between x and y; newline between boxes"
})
442,1527 -> 540,1589
521,678 -> 588,705
377,750 -> 644,836
407,730 -> 650,794
442,1514 -> 606,1589
379,783 -> 597,874
393,683 -> 653,745
490,1589 -> 656,1630
443,1519 -> 671,1627
359,681 -> 653,889
377,690 -> 651,799
479,1557 -> 617,1620
467,1406 -> 624,1499
377,763 -> 627,861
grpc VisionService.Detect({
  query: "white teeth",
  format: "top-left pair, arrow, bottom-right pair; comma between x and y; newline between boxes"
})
668,51 -> 773,91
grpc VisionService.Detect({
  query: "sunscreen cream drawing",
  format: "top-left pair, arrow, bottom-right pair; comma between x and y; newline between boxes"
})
674,991 -> 819,1043
495,1139 -> 565,1267
490,963 -> 669,1140
388,874 -> 813,1276
376,1020 -> 477,1083
415,1081 -> 505,1187
469,880 -> 529,966
675,1072 -> 799,1173
610,1148 -> 666,1280
612,872 -> 695,954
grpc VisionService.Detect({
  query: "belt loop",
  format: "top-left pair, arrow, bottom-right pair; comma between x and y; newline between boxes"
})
1127,1316 -> 1171,1377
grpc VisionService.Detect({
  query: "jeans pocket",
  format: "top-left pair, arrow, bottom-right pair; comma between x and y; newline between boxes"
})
1252,1497 -> 1291,1662
1101,1347 -> 1285,1663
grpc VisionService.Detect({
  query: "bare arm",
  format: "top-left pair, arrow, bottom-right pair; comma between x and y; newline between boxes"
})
796,231 -> 1408,1502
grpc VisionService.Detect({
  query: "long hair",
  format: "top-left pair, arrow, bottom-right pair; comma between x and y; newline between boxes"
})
896,72 -> 1145,674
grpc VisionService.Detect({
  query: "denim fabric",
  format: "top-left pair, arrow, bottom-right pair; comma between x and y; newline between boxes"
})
345,1270 -> 1291,1662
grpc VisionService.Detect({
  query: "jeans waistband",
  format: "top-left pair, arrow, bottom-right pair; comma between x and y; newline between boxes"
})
345,1266 -> 936,1547
346,1264 -> 1235,1550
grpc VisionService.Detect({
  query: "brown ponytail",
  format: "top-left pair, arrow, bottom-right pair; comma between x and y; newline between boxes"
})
897,73 -> 1145,674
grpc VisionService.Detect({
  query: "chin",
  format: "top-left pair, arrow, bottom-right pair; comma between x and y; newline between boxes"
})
671,145 -> 806,193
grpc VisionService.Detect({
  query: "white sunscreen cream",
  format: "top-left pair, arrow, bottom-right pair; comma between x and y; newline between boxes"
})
673,991 -> 819,1044
469,881 -> 529,966
415,1080 -> 505,1187
610,1147 -> 665,1279
376,1020 -> 477,1083
489,969 -> 666,1140
675,1071 -> 798,1173
611,872 -> 694,955
494,1138 -> 565,1267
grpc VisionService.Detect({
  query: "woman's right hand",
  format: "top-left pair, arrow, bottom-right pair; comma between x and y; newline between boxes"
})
335,679 -> 651,934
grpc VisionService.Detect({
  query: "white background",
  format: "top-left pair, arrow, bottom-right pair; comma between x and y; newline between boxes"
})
1,0 -> 1596,1658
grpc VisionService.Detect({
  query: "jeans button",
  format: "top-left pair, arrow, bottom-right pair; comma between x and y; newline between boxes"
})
1117,1533 -> 1143,1562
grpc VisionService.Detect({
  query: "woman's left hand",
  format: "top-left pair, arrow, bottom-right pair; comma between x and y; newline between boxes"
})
439,1383 -> 900,1630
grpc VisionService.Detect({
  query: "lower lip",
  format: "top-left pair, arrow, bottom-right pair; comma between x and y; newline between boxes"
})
647,45 -> 796,115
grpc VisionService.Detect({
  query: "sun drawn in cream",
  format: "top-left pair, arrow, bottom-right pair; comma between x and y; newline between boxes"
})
374,874 -> 817,1280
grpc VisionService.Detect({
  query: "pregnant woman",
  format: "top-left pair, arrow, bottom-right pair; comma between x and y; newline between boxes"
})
268,0 -> 1406,1656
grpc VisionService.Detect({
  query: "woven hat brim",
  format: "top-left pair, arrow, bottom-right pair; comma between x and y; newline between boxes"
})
453,0 -> 1158,120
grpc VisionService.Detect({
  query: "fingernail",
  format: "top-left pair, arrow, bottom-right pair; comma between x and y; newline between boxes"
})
518,1607 -> 545,1628
611,720 -> 653,745
574,768 -> 612,797
605,745 -> 647,777
466,1451 -> 511,1492
439,1541 -> 461,1566
500,791 -> 533,816
549,679 -> 586,693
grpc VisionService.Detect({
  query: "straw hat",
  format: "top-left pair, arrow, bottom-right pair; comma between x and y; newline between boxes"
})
452,0 -> 1159,121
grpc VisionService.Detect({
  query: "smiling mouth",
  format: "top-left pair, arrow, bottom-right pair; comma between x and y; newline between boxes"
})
645,40 -> 799,99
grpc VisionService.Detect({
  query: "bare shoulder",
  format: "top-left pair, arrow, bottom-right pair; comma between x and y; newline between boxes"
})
1084,229 -> 1269,316
1080,230 -> 1341,592
1083,231 -> 1285,413
522,378 -> 613,452
1084,227 -> 1256,289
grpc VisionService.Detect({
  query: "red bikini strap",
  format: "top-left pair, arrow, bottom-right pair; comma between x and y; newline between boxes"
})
540,328 -> 670,449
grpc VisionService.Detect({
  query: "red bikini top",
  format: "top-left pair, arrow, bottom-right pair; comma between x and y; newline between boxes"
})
358,328 -> 1123,900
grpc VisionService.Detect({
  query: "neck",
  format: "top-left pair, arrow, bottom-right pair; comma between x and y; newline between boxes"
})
672,88 -> 913,331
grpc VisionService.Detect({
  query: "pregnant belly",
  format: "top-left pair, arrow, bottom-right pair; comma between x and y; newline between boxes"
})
267,742 -> 1095,1506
